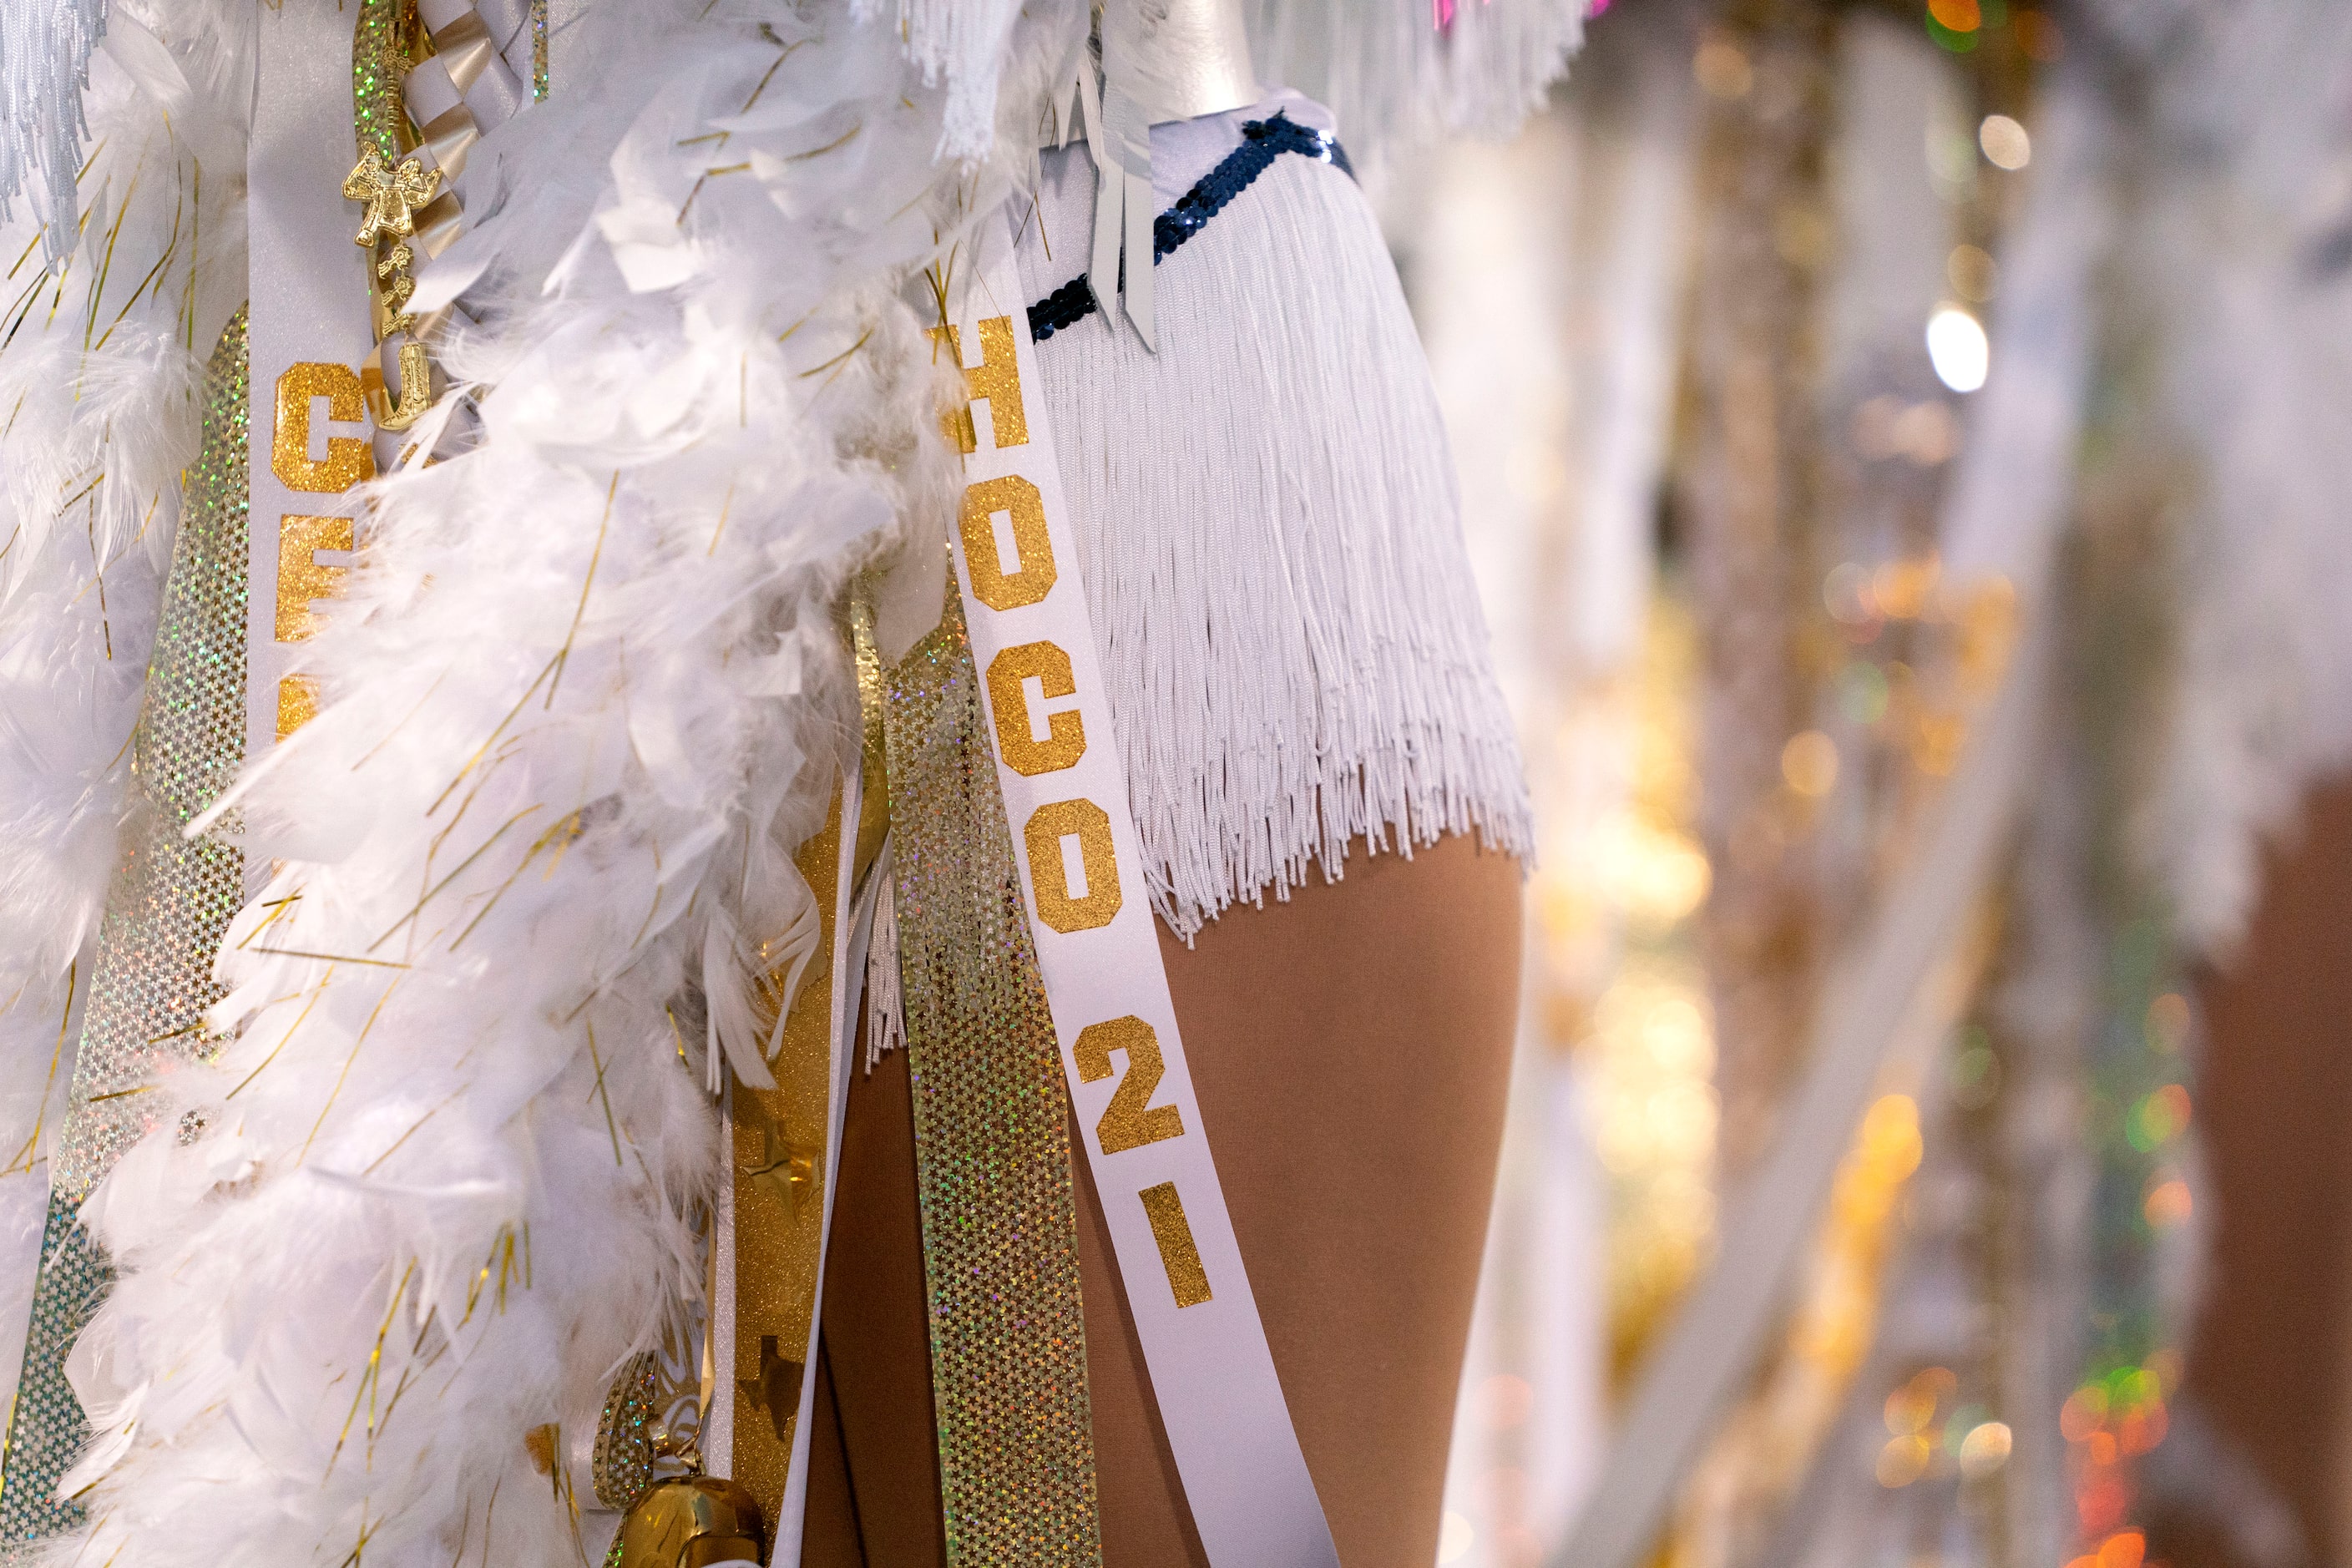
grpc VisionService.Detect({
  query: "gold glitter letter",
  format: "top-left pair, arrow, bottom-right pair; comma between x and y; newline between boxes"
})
987,640 -> 1086,776
276,514 -> 354,642
1138,1183 -> 1212,1308
1024,798 -> 1120,933
271,362 -> 376,493
959,476 -> 1055,611
277,675 -> 319,741
1074,1016 -> 1184,1156
930,316 -> 1029,453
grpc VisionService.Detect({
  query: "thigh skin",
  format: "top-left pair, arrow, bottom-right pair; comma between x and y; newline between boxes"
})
807,831 -> 1522,1567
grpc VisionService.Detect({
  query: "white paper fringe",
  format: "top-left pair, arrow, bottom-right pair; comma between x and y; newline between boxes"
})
1014,127 -> 1535,939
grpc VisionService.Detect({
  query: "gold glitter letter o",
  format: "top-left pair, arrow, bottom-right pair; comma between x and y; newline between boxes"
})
1025,798 -> 1120,933
959,475 -> 1055,610
987,640 -> 1086,776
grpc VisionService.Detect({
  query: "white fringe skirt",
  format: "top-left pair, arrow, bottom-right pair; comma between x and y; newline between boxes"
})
1010,94 -> 1535,940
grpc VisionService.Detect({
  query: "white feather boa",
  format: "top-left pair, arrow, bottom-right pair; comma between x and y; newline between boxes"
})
44,2 -> 1076,1563
0,0 -> 245,1420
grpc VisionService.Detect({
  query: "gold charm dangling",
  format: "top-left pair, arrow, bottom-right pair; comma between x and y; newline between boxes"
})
612,1475 -> 766,1568
341,144 -> 442,246
345,147 -> 443,433
363,339 -> 435,432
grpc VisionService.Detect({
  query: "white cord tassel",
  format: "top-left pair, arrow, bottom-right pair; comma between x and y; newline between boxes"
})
863,867 -> 905,1070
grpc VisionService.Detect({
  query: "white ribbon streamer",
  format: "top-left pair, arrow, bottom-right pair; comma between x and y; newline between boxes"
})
948,211 -> 1338,1568
243,2 -> 382,831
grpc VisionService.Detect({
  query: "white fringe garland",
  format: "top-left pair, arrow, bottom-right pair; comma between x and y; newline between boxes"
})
0,0 -> 106,267
2131,0 -> 2352,953
1011,117 -> 1535,940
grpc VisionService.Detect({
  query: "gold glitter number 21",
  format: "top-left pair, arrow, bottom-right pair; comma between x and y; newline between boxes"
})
1073,1016 -> 1185,1156
1075,1019 -> 1213,1310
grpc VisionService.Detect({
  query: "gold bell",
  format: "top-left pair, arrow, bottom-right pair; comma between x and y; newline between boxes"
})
613,1474 -> 766,1568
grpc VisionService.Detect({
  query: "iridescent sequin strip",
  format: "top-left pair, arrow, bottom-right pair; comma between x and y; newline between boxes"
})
1028,113 -> 1353,341
0,307 -> 251,1543
881,593 -> 1102,1567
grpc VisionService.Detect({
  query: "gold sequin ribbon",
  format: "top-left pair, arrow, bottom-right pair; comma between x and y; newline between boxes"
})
0,310 -> 252,1544
872,591 -> 1104,1565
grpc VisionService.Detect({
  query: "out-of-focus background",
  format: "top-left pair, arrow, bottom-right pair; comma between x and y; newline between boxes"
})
1384,4 -> 2352,1566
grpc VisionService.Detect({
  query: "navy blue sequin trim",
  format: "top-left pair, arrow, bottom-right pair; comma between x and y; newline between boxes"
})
1028,113 -> 1354,341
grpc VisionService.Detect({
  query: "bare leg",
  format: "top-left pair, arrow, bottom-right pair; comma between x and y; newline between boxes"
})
815,831 -> 1522,1565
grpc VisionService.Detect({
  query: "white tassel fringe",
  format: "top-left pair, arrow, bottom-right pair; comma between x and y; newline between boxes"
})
1015,134 -> 1535,939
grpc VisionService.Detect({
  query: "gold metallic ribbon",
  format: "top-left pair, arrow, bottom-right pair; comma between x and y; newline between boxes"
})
720,787 -> 847,1530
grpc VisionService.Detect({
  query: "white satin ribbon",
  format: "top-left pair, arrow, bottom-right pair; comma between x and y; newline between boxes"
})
243,1 -> 382,828
947,211 -> 1339,1568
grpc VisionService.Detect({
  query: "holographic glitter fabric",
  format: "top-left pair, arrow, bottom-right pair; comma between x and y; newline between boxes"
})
0,308 -> 251,1543
880,590 -> 1101,1567
352,0 -> 407,164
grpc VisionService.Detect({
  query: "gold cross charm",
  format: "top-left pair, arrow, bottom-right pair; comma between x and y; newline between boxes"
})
342,144 -> 443,247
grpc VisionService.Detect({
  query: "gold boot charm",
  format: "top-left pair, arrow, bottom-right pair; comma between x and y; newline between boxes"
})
364,339 -> 434,432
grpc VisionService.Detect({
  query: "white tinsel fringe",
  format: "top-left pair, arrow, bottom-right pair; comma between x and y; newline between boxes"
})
52,3 -> 1076,1565
0,0 -> 245,1424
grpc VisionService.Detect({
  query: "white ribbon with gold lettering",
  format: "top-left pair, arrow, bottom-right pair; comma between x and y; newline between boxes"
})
946,212 -> 1340,1568
245,3 -> 382,794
